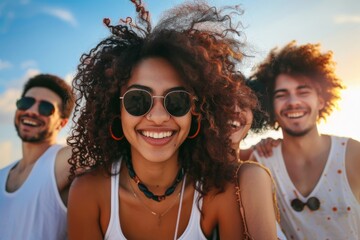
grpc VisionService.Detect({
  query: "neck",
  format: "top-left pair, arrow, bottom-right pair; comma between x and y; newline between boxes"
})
125,156 -> 185,202
129,150 -> 181,189
282,128 -> 330,161
21,141 -> 54,165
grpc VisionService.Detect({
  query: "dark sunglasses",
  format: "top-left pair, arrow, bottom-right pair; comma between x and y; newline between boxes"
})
16,96 -> 55,117
291,197 -> 320,212
120,89 -> 196,117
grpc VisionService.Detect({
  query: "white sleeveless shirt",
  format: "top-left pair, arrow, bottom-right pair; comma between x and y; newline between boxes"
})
0,144 -> 67,240
104,161 -> 207,240
254,136 -> 360,240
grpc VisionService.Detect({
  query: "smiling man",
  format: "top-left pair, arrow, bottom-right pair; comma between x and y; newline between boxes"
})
0,74 -> 75,240
248,41 -> 360,240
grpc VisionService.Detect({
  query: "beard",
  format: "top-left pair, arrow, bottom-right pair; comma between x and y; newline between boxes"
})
15,122 -> 51,143
283,125 -> 313,137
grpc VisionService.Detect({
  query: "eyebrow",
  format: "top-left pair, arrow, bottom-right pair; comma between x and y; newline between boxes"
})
127,84 -> 187,94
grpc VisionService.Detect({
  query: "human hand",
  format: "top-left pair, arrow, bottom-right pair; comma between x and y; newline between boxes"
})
252,137 -> 281,158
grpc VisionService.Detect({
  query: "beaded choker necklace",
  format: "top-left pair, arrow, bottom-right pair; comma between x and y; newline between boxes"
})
125,158 -> 185,202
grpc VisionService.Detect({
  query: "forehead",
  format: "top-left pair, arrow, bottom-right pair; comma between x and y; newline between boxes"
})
24,87 -> 62,105
126,57 -> 186,93
275,74 -> 315,91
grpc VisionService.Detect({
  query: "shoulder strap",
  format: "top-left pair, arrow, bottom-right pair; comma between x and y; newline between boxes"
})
234,161 -> 280,239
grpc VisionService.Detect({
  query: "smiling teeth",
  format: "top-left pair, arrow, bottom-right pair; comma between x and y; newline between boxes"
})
286,112 -> 304,118
22,119 -> 38,126
228,120 -> 240,128
142,131 -> 172,139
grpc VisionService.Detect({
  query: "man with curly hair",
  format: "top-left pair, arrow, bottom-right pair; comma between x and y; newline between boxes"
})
249,41 -> 360,239
0,74 -> 75,239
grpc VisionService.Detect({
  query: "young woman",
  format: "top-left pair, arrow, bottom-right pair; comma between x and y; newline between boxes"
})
67,1 -> 278,239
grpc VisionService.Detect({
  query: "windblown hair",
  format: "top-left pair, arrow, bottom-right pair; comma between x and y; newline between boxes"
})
68,0 -> 253,194
22,74 -> 75,118
245,78 -> 269,133
249,41 -> 345,129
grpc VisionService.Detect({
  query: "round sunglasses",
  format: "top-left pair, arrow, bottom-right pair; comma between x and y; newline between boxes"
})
120,89 -> 196,117
16,96 -> 55,117
291,196 -> 320,212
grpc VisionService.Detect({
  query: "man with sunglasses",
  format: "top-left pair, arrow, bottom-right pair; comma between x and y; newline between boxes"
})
248,41 -> 360,239
0,74 -> 75,240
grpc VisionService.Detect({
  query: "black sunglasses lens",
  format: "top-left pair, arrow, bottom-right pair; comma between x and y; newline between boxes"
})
39,101 -> 55,116
16,97 -> 35,110
291,198 -> 305,212
165,91 -> 191,117
123,90 -> 152,116
307,197 -> 320,211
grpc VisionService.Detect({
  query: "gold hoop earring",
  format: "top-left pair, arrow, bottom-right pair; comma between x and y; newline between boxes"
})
109,116 -> 124,141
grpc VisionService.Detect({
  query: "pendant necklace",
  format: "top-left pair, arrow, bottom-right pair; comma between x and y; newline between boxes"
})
128,175 -> 184,226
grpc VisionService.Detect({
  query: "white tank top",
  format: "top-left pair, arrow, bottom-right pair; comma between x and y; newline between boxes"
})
255,136 -> 360,240
0,144 -> 67,240
104,161 -> 207,240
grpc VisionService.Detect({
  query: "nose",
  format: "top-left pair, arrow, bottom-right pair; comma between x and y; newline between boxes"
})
287,94 -> 301,107
146,97 -> 170,124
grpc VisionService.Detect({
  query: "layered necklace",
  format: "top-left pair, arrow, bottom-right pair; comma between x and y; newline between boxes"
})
125,158 -> 185,202
128,176 -> 181,226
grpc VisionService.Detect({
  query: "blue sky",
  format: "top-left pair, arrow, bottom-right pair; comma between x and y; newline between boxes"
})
1,0 -> 360,167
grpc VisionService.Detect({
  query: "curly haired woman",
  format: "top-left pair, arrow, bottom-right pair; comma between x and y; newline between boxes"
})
67,1 -> 278,239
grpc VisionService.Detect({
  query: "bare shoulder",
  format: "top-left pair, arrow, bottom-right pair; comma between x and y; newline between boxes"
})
345,138 -> 360,202
236,161 -> 273,189
71,168 -> 110,193
346,138 -> 360,170
55,146 -> 72,168
54,146 -> 72,193
346,138 -> 360,155
68,169 -> 111,210
68,168 -> 111,239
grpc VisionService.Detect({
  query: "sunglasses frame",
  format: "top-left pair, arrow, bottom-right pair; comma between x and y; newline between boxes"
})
119,89 -> 197,117
16,96 -> 56,117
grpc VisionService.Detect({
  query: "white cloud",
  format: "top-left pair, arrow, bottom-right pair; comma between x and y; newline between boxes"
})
42,7 -> 77,27
0,59 -> 12,70
0,88 -> 20,123
64,71 -> 75,85
334,15 -> 360,24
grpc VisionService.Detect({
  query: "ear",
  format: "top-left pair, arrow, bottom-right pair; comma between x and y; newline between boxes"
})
318,95 -> 325,110
56,118 -> 68,131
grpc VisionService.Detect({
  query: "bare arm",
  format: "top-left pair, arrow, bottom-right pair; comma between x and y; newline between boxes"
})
55,146 -> 72,206
236,163 -> 278,239
346,138 -> 360,203
67,174 -> 103,240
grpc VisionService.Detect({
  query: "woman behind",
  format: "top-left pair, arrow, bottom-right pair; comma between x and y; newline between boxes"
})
67,1 -> 278,239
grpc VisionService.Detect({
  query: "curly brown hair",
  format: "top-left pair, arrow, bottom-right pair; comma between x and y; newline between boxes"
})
249,40 -> 345,129
68,0 -> 255,194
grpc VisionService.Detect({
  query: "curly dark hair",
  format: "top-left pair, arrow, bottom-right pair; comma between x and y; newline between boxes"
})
68,0 -> 254,195
22,74 -> 75,118
249,40 -> 345,129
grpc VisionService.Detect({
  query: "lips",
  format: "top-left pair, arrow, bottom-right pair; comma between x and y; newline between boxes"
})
139,130 -> 176,146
